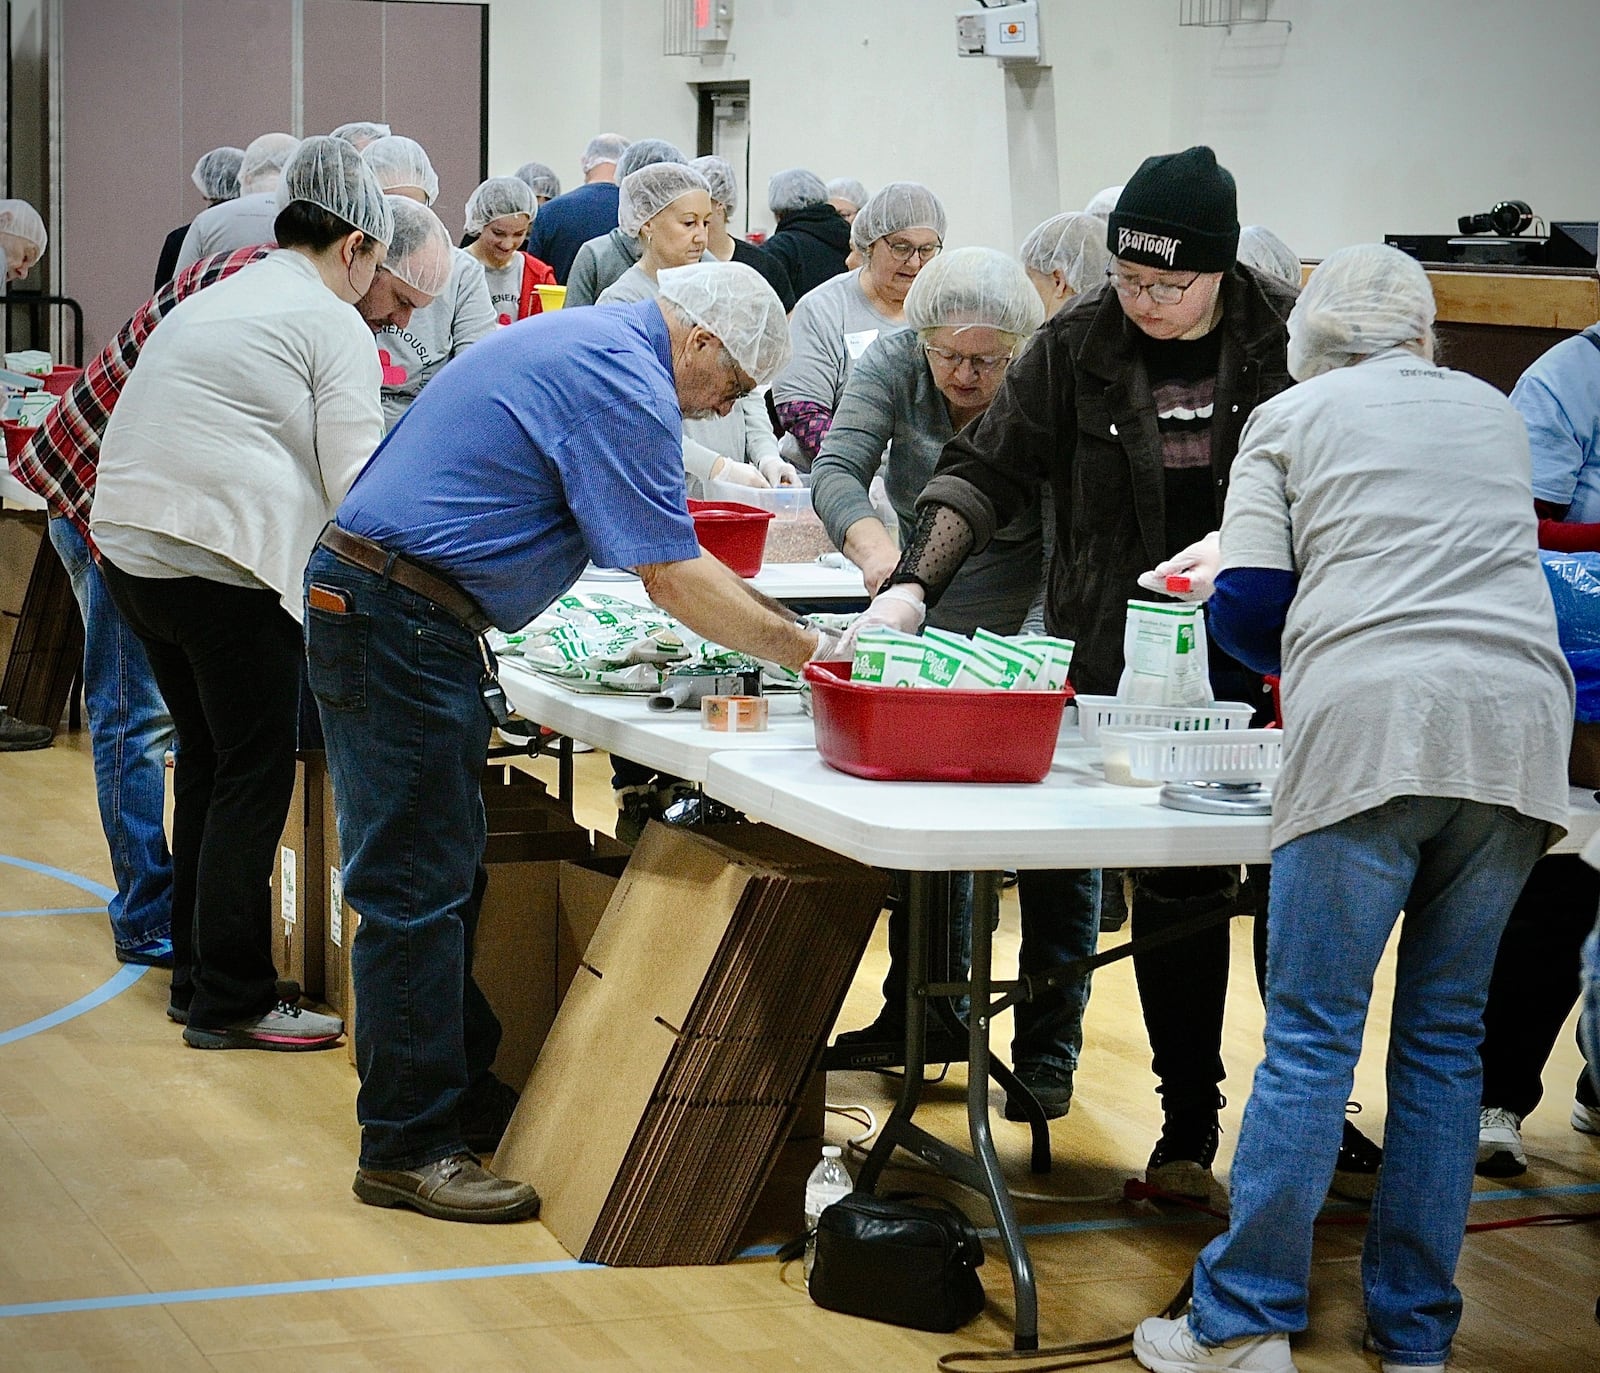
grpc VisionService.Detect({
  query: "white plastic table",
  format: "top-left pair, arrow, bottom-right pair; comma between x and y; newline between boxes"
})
0,471 -> 45,510
573,559 -> 869,609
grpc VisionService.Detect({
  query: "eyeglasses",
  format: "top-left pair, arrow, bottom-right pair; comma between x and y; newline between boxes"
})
880,237 -> 943,265
1105,267 -> 1203,305
923,343 -> 1013,377
719,346 -> 757,404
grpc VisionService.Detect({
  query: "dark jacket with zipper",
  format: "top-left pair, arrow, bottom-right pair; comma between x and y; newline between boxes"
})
763,203 -> 852,302
921,265 -> 1297,695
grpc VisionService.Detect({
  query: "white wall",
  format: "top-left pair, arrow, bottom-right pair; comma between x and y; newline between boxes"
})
398,0 -> 1600,263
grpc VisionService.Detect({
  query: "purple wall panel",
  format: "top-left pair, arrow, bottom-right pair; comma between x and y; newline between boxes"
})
302,0 -> 385,144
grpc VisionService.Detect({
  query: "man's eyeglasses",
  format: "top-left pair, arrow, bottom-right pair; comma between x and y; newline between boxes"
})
1105,267 -> 1202,306
923,343 -> 1013,377
881,237 -> 943,265
719,346 -> 757,403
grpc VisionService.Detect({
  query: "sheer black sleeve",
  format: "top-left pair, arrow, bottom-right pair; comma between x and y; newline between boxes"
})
885,503 -> 976,608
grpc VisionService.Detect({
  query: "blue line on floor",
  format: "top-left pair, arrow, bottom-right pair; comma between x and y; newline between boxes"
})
0,853 -> 116,902
0,906 -> 105,917
0,1258 -> 599,1319
0,964 -> 149,1048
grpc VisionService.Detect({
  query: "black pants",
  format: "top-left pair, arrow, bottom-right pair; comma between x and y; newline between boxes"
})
1128,863 -> 1271,1115
1480,853 -> 1600,1119
101,561 -> 300,1028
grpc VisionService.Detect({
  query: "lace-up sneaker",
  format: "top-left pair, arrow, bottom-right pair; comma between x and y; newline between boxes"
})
1573,1098 -> 1600,1136
1145,1106 -> 1221,1200
1133,1312 -> 1296,1371
353,1151 -> 540,1223
1476,1106 -> 1527,1177
1329,1111 -> 1384,1200
183,1000 -> 344,1051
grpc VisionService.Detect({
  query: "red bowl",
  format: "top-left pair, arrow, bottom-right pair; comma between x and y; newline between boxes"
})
40,367 -> 82,396
1,419 -> 39,461
687,498 -> 774,578
802,660 -> 1074,783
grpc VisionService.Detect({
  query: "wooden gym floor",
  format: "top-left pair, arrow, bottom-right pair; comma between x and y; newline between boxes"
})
1,729 -> 1597,1371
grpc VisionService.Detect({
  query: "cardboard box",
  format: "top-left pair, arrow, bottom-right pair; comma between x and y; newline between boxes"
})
270,754 -> 326,1000
556,855 -> 629,998
496,822 -> 887,1266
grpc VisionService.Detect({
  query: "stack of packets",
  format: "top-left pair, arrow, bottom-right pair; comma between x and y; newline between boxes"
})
1,350 -> 57,426
851,626 -> 1074,690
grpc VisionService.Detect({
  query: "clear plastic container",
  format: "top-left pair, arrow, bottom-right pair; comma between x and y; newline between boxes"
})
803,1144 -> 853,1284
1122,727 -> 1284,784
701,478 -> 835,564
1075,694 -> 1256,745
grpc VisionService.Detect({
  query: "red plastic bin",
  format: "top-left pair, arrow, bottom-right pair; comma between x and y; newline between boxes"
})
802,660 -> 1074,783
687,498 -> 774,578
1,419 -> 38,461
41,367 -> 82,396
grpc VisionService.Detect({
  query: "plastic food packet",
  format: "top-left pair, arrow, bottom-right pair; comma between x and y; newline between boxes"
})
1116,600 -> 1210,705
1013,634 -> 1075,690
851,628 -> 929,686
973,628 -> 1046,689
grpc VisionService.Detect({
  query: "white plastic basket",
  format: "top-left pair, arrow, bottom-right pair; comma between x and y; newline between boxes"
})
1075,694 -> 1256,745
1119,727 -> 1284,784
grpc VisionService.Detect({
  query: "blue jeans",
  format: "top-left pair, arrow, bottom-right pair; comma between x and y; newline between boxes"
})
48,517 -> 173,949
1190,796 -> 1549,1366
1013,868 -> 1101,1074
303,547 -> 501,1170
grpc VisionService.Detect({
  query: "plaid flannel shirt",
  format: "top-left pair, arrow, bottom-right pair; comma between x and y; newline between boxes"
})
7,244 -> 273,537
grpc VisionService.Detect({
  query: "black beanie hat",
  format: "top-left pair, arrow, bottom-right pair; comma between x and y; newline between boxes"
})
1105,145 -> 1239,274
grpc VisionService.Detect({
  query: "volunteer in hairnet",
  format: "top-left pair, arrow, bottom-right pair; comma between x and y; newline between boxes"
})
763,168 -> 851,301
826,177 -> 869,228
305,262 -> 840,1225
695,154 -> 794,310
512,160 -> 561,204
156,146 -> 242,289
362,136 -> 495,427
461,176 -> 555,324
1237,225 -> 1302,289
813,248 -> 1097,1119
565,138 -> 690,306
330,120 -> 391,151
174,132 -> 299,274
523,132 -> 629,283
90,137 -> 393,1053
1133,244 -> 1571,1373
1020,211 -> 1111,319
771,181 -> 945,468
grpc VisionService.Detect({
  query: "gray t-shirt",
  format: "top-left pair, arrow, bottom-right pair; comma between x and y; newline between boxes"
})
771,269 -> 902,413
480,257 -> 522,322
377,247 -> 497,429
811,329 -> 1041,636
596,264 -> 658,306
564,229 -> 642,307
174,193 -> 280,274
1222,348 -> 1573,848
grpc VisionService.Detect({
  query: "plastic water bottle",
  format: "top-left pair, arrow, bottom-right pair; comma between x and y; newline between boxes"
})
803,1144 -> 853,1284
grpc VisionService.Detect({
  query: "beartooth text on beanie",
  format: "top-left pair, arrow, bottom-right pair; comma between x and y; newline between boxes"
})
1116,228 -> 1181,267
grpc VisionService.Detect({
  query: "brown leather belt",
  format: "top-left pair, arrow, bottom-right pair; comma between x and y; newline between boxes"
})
316,523 -> 492,635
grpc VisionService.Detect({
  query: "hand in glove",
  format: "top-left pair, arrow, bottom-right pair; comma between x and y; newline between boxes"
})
710,456 -> 772,490
756,454 -> 803,488
834,584 -> 927,661
1137,530 -> 1221,602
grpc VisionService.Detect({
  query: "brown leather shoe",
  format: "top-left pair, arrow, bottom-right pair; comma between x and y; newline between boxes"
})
353,1152 -> 541,1223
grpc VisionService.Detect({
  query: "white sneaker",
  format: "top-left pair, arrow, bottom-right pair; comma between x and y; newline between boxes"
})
1475,1106 -> 1527,1177
1573,1098 -> 1600,1135
1133,1313 -> 1296,1372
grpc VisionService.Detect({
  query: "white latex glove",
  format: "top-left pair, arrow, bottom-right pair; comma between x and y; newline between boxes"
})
710,456 -> 772,490
756,454 -> 802,487
806,625 -> 846,662
835,584 -> 927,661
1137,530 -> 1222,603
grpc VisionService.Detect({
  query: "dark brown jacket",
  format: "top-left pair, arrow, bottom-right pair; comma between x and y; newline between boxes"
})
922,266 -> 1297,693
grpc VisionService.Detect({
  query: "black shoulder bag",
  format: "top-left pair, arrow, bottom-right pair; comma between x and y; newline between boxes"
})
806,1191 -> 986,1332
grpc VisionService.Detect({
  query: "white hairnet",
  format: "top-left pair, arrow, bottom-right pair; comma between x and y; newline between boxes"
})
239,133 -> 300,195
691,155 -> 738,212
330,121 -> 391,149
384,197 -> 454,296
618,163 -> 710,237
191,146 -> 244,202
1018,212 -> 1110,293
1085,184 -> 1123,221
904,246 -> 1044,341
657,261 -> 792,386
275,136 -> 395,246
1237,225 -> 1302,289
465,176 -> 536,235
514,161 -> 561,199
768,168 -> 828,216
387,195 -> 457,294
361,135 -> 439,205
581,133 -> 630,174
850,181 -> 947,254
1287,243 -> 1436,382
0,200 -> 47,254
826,177 -> 869,210
615,139 -> 686,181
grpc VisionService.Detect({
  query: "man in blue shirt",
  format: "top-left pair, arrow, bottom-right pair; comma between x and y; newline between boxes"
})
305,262 -> 835,1223
522,132 -> 628,283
